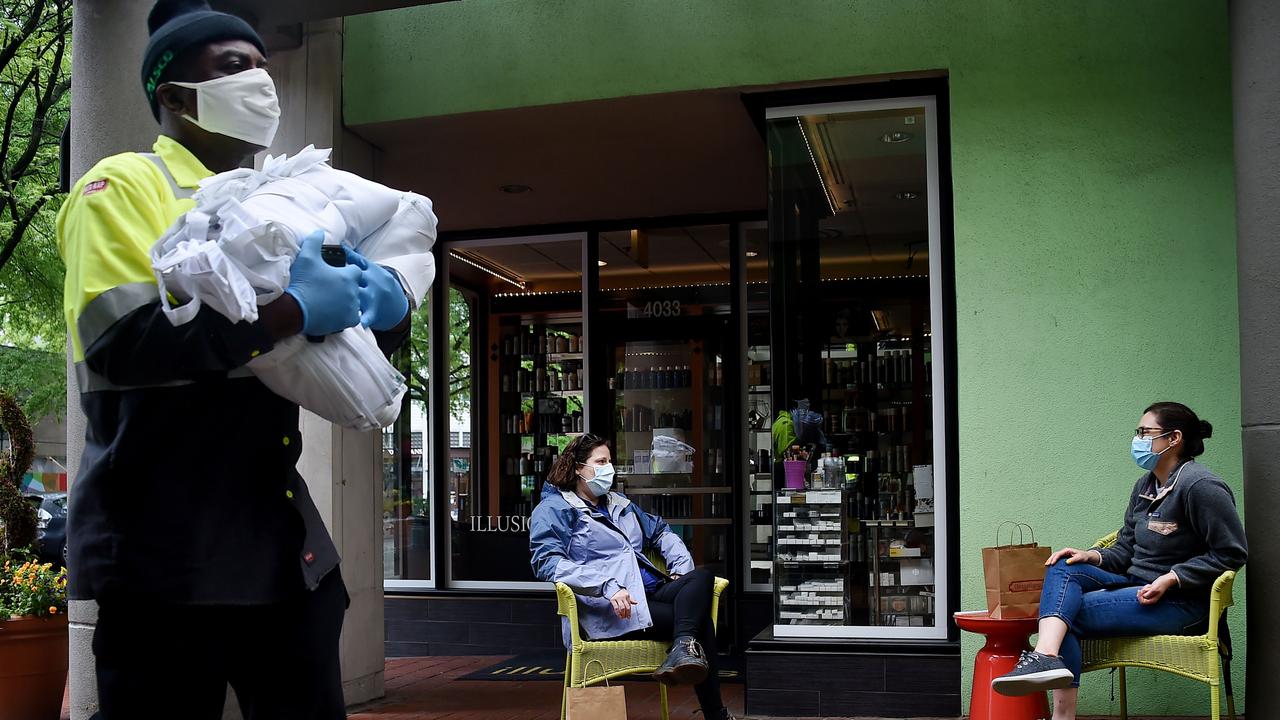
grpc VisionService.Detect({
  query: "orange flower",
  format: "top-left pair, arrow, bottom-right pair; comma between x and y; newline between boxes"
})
49,607 -> 58,615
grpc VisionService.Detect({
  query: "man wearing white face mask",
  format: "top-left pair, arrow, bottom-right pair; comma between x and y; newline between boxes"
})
56,1 -> 413,717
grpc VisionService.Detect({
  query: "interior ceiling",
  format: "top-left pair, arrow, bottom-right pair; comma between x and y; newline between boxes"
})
798,107 -> 929,264
465,241 -> 583,283
349,89 -> 767,233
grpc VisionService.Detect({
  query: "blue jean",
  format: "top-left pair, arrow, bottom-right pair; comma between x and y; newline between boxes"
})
1039,559 -> 1209,686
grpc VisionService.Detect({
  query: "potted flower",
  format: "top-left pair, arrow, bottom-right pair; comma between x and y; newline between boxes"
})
0,391 -> 69,720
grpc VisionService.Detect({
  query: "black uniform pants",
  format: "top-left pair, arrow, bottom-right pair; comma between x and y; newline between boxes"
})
619,567 -> 724,713
91,569 -> 348,720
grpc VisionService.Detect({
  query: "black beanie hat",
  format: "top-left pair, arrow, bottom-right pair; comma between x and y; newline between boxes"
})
141,0 -> 265,121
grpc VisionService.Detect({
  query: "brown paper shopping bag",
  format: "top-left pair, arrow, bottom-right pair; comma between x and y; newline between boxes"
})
982,522 -> 1052,619
565,660 -> 628,720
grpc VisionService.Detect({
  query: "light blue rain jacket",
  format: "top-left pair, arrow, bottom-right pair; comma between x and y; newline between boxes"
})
529,482 -> 695,647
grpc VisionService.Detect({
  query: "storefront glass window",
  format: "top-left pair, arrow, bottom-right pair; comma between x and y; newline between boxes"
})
597,226 -> 733,579
766,97 -> 950,639
384,299 -> 433,583
448,236 -> 585,586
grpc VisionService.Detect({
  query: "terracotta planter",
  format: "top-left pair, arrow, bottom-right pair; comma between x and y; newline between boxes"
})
0,614 -> 68,720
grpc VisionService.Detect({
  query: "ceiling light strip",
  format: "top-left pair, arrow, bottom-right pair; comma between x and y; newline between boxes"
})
798,118 -> 839,217
450,251 -> 527,290
493,274 -> 927,297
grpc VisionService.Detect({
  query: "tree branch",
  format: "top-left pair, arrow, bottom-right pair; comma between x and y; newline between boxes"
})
0,63 -> 38,174
5,13 -> 66,185
0,189 -> 49,270
0,0 -> 45,81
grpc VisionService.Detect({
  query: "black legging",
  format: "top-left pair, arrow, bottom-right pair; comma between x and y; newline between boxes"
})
619,567 -> 723,714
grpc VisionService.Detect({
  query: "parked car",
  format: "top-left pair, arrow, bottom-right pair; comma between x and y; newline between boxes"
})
23,491 -> 67,567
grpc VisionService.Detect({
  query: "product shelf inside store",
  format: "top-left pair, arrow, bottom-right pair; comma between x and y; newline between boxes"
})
507,431 -> 585,438
664,518 -> 734,526
624,486 -> 732,495
862,519 -> 915,527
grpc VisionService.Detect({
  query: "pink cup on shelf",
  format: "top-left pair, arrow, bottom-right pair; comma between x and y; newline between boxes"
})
783,460 -> 807,490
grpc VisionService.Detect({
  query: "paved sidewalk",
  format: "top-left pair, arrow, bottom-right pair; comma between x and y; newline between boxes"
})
58,656 -> 743,719
58,661 -> 1223,719
348,656 -> 745,719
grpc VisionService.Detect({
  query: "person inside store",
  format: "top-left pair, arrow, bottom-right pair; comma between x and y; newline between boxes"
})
991,402 -> 1247,720
529,434 -> 736,720
58,1 -> 413,717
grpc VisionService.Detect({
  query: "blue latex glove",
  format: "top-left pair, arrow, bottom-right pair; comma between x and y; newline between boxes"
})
284,231 -> 366,336
345,248 -> 410,331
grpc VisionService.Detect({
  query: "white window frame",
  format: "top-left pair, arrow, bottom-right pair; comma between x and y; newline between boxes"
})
436,232 -> 587,592
765,95 -> 950,640
384,361 -> 439,590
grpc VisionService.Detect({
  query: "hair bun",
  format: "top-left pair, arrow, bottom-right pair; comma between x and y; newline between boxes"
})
1199,420 -> 1213,439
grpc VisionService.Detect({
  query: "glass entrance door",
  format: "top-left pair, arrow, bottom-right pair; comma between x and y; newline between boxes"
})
599,316 -> 732,580
595,225 -> 735,582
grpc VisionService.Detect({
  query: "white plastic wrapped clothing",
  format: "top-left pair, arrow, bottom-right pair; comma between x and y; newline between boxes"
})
151,146 -> 437,430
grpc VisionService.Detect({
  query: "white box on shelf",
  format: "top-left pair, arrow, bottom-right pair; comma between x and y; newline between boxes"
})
899,559 -> 934,586
633,450 -> 651,474
755,431 -> 772,452
888,545 -> 922,558
912,465 -> 934,499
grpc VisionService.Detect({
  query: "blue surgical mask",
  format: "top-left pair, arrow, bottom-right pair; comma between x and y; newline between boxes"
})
582,463 -> 616,497
1131,433 -> 1172,471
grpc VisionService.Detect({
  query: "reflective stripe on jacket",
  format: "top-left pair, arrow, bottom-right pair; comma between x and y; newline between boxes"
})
55,135 -> 410,603
529,482 -> 695,647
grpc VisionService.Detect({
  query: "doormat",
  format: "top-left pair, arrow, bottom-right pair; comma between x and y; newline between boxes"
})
458,651 -> 744,683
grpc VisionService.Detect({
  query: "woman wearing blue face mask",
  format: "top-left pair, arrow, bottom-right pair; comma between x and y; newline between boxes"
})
529,434 -> 735,720
992,402 -> 1247,720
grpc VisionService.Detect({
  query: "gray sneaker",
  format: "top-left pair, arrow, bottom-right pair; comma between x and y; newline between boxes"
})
991,650 -> 1074,696
653,636 -> 709,686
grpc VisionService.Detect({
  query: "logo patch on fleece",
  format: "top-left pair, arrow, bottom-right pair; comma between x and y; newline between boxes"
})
82,179 -> 109,196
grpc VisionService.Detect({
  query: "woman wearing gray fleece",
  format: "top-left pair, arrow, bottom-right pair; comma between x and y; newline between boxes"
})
992,401 -> 1247,720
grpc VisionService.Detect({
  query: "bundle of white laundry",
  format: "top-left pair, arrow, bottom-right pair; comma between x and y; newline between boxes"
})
150,145 -> 437,430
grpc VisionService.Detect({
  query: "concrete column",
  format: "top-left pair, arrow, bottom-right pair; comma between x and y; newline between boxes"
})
266,19 -> 387,709
1231,0 -> 1280,716
66,3 -> 158,717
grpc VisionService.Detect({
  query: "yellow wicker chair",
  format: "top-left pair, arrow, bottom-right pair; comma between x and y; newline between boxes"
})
1080,531 -> 1237,720
556,552 -> 729,720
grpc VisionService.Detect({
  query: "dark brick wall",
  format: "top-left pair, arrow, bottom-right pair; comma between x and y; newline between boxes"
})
745,645 -> 961,718
385,595 -> 564,657
735,593 -> 773,649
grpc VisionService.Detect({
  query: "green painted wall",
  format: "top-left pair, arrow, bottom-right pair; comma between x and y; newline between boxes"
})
346,2 -> 1244,715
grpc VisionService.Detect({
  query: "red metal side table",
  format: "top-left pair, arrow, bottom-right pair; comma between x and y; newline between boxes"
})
954,610 -> 1051,720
